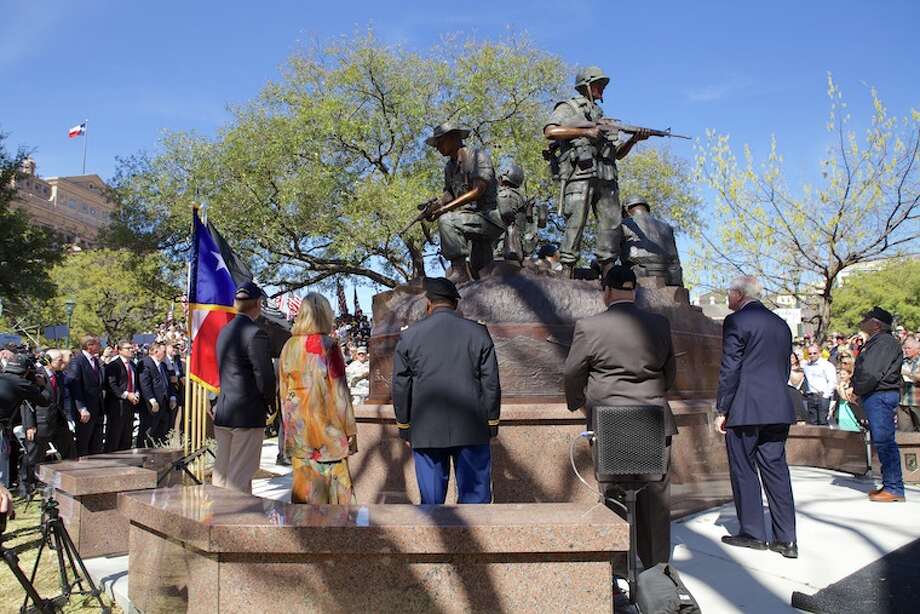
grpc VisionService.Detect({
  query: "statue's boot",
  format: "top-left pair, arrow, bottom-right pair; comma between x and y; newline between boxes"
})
446,258 -> 473,284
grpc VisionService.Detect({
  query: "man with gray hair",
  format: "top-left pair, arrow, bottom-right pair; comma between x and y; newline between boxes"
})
716,275 -> 798,558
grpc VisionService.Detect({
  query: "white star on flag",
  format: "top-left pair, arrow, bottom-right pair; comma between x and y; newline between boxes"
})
212,250 -> 228,272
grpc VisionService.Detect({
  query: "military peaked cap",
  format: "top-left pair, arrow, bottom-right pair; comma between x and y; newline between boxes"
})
235,281 -> 263,300
602,265 -> 637,291
423,277 -> 461,302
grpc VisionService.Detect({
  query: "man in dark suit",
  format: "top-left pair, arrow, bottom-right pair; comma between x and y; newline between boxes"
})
213,282 -> 276,494
21,350 -> 77,491
67,335 -> 106,456
716,275 -> 798,558
392,277 -> 501,504
564,265 -> 677,569
104,340 -> 140,451
138,342 -> 177,447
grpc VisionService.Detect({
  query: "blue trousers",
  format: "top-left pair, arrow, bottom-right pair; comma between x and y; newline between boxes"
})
725,424 -> 797,543
863,390 -> 904,496
412,444 -> 492,504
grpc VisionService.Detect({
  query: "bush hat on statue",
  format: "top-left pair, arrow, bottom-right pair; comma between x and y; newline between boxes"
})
425,122 -> 471,147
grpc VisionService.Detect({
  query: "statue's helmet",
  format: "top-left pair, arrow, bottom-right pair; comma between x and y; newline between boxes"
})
500,162 -> 525,188
623,195 -> 650,212
574,66 -> 610,95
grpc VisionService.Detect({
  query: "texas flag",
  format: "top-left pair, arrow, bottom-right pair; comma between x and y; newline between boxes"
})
67,122 -> 86,138
187,210 -> 238,392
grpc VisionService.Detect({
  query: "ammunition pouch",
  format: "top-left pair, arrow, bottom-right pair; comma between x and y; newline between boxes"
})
543,143 -> 562,182
573,138 -> 596,171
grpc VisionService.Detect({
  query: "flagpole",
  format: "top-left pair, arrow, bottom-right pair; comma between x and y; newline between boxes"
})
81,119 -> 88,174
184,205 -> 197,457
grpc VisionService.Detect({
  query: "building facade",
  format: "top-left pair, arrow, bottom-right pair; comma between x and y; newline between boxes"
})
9,157 -> 114,247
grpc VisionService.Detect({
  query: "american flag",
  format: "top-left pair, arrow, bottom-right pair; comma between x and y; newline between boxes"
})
336,279 -> 349,316
287,294 -> 302,321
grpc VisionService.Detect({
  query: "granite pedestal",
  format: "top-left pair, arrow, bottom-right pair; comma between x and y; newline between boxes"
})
36,448 -> 184,558
871,431 -> 920,484
120,485 -> 628,614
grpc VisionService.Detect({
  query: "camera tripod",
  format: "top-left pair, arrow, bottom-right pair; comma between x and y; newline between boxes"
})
0,488 -> 109,613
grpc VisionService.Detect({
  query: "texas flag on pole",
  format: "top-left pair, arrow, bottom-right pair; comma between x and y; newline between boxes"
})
188,209 -> 239,392
67,122 -> 86,138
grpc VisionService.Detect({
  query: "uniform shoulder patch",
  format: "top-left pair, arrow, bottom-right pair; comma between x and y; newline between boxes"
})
400,325 -> 409,331
476,320 -> 488,326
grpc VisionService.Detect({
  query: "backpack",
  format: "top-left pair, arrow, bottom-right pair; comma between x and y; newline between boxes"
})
636,563 -> 702,614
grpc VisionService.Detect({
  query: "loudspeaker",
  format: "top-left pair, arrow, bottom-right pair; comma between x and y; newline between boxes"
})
592,405 -> 667,483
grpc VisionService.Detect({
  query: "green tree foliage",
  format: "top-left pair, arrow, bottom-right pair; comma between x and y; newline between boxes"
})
693,75 -> 919,341
107,33 -> 701,290
830,258 -> 920,332
40,249 -> 177,343
0,134 -> 64,320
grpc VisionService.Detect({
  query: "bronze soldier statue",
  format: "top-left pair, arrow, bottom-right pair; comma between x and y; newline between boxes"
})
621,196 -> 684,287
424,122 -> 505,283
543,66 -> 650,278
494,161 -> 539,264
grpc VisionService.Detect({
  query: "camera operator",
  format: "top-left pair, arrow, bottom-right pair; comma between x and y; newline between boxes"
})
20,350 -> 77,493
0,354 -> 51,489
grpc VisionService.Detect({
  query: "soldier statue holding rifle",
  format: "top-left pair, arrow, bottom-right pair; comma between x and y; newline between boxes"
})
543,66 -> 689,278
409,122 -> 505,283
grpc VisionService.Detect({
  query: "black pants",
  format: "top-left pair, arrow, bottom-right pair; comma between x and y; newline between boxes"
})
725,424 -> 796,543
75,414 -> 104,456
104,405 -> 135,452
22,425 -> 77,489
805,394 -> 830,426
139,407 -> 171,447
603,445 -> 672,569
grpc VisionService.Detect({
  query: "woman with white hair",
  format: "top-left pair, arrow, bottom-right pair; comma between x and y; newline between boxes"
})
278,293 -> 358,504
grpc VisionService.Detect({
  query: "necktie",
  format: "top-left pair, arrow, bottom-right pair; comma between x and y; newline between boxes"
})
126,362 -> 134,394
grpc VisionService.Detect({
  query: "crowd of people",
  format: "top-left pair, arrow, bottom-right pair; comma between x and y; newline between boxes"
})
0,334 -> 187,495
787,323 -> 919,435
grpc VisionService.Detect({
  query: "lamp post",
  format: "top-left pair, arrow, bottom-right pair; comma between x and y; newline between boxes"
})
64,298 -> 76,347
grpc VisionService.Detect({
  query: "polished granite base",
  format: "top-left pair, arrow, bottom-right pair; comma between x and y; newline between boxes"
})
352,403 -> 869,517
872,432 -> 920,483
37,448 -> 184,558
120,485 -> 628,614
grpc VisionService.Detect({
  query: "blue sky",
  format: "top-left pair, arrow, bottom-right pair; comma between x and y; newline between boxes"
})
3,0 -> 918,302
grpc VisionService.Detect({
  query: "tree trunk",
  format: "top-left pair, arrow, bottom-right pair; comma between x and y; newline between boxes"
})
406,239 -> 426,282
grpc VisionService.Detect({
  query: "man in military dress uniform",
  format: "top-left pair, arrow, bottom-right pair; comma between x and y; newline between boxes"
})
426,122 -> 505,283
391,277 -> 501,504
543,66 -> 649,277
621,196 -> 684,287
494,161 -> 530,264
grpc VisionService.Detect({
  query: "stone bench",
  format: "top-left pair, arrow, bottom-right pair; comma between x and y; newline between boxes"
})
37,448 -> 184,558
119,485 -> 629,613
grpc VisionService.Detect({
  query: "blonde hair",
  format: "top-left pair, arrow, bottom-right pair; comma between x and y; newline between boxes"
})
291,293 -> 334,335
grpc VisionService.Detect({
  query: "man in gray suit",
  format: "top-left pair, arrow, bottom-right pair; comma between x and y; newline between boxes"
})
213,281 -> 276,494
564,265 -> 678,568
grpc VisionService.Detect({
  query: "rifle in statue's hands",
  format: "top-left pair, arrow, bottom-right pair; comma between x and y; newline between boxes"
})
398,197 -> 440,236
569,118 -> 691,141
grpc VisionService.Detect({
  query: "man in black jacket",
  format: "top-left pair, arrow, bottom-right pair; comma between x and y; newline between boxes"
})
21,350 -> 77,492
213,282 -> 276,494
392,277 -> 501,504
104,340 -> 140,451
67,335 -> 106,455
853,306 -> 905,502
138,342 -> 177,447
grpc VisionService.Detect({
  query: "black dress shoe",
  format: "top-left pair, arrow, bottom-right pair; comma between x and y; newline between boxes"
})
721,534 -> 768,550
770,542 -> 799,558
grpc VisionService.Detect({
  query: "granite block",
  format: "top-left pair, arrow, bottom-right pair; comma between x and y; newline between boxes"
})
128,523 -> 218,614
352,403 -> 869,518
871,432 -> 920,483
218,557 -> 612,614
121,485 -> 623,613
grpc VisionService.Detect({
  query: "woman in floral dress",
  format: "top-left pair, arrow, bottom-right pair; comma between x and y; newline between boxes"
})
279,293 -> 358,504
